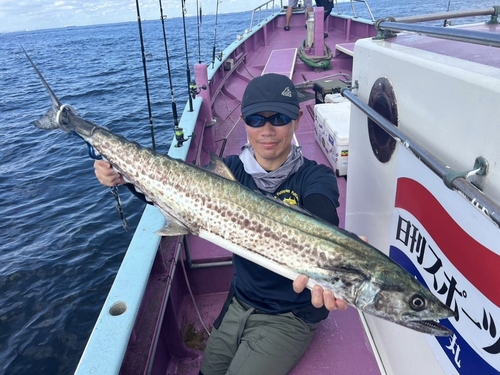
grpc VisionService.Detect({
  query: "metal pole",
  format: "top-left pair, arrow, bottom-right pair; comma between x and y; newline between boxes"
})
342,88 -> 500,227
375,20 -> 500,48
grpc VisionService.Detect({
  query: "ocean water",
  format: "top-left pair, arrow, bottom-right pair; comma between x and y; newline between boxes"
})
0,1 -> 494,373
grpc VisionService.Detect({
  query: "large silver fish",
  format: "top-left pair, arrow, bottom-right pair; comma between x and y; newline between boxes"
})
24,49 -> 455,336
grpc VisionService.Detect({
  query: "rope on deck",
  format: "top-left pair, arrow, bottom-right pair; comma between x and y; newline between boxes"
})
297,41 -> 333,69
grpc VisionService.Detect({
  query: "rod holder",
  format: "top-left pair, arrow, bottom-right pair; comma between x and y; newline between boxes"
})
373,17 -> 397,40
443,156 -> 489,189
487,6 -> 500,24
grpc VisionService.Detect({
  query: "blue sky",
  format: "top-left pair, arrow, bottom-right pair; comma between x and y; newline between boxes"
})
0,0 -> 262,33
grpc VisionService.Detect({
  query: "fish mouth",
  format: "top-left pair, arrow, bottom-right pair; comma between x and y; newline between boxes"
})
404,320 -> 453,337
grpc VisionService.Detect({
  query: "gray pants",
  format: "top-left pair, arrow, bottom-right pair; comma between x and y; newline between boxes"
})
200,297 -> 317,375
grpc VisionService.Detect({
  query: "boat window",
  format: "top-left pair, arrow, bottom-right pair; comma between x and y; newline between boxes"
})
368,77 -> 398,163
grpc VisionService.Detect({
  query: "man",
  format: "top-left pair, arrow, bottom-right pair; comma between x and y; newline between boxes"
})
284,0 -> 313,31
94,74 -> 347,375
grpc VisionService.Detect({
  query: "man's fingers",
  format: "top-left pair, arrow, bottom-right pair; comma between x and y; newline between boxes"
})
323,290 -> 337,310
293,274 -> 309,293
311,285 -> 324,308
293,275 -> 348,311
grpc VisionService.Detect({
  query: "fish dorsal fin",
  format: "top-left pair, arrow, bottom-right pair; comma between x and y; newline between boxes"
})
206,153 -> 237,181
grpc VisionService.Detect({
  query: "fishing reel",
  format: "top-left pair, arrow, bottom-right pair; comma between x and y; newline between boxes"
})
174,126 -> 193,147
189,80 -> 207,99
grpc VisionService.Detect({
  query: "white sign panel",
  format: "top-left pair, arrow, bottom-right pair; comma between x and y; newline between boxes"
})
390,147 -> 500,374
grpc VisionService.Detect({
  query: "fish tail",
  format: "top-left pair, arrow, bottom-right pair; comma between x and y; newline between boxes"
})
23,46 -> 95,137
32,108 -> 60,130
32,103 -> 80,133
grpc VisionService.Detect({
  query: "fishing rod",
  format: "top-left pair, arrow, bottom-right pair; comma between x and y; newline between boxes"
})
158,0 -> 180,132
444,0 -> 452,26
181,0 -> 194,113
159,0 -> 191,147
197,2 -> 202,64
211,0 -> 220,68
134,0 -> 156,150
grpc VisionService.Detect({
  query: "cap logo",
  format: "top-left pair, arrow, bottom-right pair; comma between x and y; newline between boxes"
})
281,87 -> 292,98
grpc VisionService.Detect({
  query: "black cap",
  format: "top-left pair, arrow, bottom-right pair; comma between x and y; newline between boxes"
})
241,73 -> 300,119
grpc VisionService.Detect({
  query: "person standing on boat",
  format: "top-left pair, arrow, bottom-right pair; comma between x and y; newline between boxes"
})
94,73 -> 347,375
284,0 -> 313,31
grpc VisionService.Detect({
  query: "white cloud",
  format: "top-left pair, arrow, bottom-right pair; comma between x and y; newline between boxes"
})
0,0 -> 265,33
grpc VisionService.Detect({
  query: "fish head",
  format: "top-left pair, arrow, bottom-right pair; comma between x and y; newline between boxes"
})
355,266 -> 456,336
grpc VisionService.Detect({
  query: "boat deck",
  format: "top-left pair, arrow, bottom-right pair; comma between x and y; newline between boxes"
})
77,6 -> 500,375
170,277 -> 380,375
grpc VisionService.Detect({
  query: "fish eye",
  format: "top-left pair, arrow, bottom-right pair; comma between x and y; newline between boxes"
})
409,294 -> 426,311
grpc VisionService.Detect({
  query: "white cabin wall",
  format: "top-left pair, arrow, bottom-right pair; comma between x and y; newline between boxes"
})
345,39 -> 446,375
345,35 -> 500,375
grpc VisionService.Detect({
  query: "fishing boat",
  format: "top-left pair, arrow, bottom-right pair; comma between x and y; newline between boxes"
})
75,1 -> 500,374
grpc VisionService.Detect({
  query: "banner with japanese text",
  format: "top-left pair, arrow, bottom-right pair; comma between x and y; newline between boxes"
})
390,147 -> 500,374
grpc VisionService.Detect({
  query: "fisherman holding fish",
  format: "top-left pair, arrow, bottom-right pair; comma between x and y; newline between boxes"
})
24,46 -> 455,374
95,73 -> 348,375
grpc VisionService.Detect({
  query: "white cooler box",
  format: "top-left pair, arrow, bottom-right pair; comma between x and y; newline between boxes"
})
314,99 -> 350,177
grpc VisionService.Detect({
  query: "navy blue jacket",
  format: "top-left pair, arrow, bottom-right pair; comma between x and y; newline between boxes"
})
224,155 -> 340,323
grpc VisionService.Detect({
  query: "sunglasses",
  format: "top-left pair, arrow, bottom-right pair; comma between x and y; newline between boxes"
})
244,113 -> 294,128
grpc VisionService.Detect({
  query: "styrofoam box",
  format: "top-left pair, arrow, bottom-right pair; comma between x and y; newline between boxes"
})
324,93 -> 345,103
314,100 -> 350,176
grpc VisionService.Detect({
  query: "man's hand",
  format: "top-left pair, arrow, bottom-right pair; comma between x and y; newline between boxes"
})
293,274 -> 348,311
94,160 -> 125,186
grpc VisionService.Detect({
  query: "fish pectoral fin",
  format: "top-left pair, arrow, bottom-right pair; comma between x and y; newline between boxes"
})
320,264 -> 369,282
156,209 -> 191,236
156,223 -> 190,236
206,153 -> 237,181
156,219 -> 191,236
